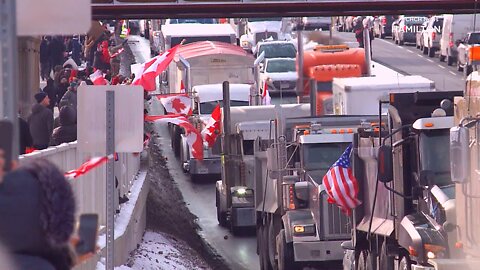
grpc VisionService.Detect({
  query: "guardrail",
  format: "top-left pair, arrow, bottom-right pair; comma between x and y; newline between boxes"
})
19,141 -> 140,225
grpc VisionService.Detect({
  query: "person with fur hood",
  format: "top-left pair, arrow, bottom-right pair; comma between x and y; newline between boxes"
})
0,158 -> 96,270
50,106 -> 77,146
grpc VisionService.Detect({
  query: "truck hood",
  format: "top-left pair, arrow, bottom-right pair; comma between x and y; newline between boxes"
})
263,72 -> 298,81
248,21 -> 282,33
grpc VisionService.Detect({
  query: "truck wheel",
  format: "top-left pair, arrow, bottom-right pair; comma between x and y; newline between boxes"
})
173,126 -> 182,157
428,47 -> 435,58
447,56 -> 454,66
277,229 -> 300,270
423,46 -> 428,55
398,256 -> 412,270
268,219 -> 278,269
379,242 -> 393,270
216,190 -> 227,227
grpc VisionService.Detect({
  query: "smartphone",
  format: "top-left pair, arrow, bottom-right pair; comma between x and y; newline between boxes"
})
0,120 -> 13,172
75,214 -> 99,255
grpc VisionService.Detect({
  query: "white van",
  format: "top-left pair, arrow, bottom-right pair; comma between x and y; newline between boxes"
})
440,14 -> 480,66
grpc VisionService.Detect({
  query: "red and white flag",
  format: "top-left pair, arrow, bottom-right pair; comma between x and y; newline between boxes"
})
133,44 -> 181,91
145,115 -> 203,160
322,144 -> 361,215
180,80 -> 186,93
262,80 -> 271,105
201,104 -> 221,148
90,69 -> 108,85
156,94 -> 192,115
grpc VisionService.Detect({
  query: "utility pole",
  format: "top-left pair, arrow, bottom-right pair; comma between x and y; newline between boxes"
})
297,18 -> 304,102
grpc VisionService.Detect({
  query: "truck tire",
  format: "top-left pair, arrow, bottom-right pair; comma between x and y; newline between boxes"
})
216,190 -> 227,227
277,229 -> 301,270
447,56 -> 454,66
172,125 -> 182,157
379,242 -> 394,270
398,256 -> 412,270
428,47 -> 435,58
268,219 -> 278,269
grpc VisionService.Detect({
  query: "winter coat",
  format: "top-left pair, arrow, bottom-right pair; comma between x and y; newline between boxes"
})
58,90 -> 77,111
0,159 -> 76,270
50,106 -> 77,146
28,104 -> 53,149
19,116 -> 32,155
56,82 -> 69,103
43,79 -> 57,111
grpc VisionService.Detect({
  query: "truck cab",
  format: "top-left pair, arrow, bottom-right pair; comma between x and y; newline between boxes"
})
240,17 -> 292,53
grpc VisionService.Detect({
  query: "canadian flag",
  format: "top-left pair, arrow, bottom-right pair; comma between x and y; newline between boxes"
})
156,94 -> 192,115
65,155 -> 111,179
201,103 -> 221,148
133,44 -> 181,91
262,80 -> 271,105
145,114 -> 203,160
90,69 -> 108,85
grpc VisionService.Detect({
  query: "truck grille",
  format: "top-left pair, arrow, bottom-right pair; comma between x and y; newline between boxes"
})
272,80 -> 296,90
319,191 -> 351,240
255,32 -> 278,43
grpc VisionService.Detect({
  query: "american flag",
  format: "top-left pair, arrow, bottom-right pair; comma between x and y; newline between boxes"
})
322,144 -> 361,215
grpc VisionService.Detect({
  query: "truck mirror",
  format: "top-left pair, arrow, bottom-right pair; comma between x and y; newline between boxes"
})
294,182 -> 310,202
378,145 -> 393,183
419,170 -> 434,187
450,126 -> 470,183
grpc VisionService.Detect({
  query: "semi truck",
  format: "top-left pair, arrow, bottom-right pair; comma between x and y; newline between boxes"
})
342,91 -> 463,270
240,18 -> 292,53
254,112 -> 381,270
216,102 -> 310,234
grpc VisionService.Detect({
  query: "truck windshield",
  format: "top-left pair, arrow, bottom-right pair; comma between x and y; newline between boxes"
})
467,33 -> 480,44
200,100 -> 249,114
419,130 -> 452,188
258,44 -> 297,58
303,142 -> 350,175
266,60 -> 296,73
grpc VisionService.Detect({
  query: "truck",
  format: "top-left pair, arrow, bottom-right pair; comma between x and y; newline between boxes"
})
341,90 -> 463,270
454,31 -> 480,76
254,112 -> 381,270
167,41 -> 255,95
172,83 -> 251,182
240,18 -> 292,53
426,75 -> 480,270
216,103 -> 311,234
298,45 -> 367,114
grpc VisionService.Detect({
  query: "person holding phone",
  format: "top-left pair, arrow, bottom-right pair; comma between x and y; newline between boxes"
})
0,158 -> 97,269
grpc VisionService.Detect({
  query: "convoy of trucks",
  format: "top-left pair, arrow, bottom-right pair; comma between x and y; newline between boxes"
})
145,16 -> 478,270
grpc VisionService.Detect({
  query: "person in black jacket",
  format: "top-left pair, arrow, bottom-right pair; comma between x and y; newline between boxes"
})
18,116 -> 32,155
43,79 -> 57,111
0,158 -> 77,270
50,106 -> 77,146
28,92 -> 53,150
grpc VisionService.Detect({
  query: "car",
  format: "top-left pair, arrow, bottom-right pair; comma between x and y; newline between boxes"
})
254,40 -> 297,60
373,15 -> 396,38
422,15 -> 444,57
416,20 -> 429,49
456,32 -> 480,76
259,58 -> 298,95
394,16 -> 428,45
439,14 -> 480,65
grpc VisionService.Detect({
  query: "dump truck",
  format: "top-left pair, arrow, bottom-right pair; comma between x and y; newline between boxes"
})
342,91 -> 463,270
216,102 -> 310,234
254,111 -> 381,270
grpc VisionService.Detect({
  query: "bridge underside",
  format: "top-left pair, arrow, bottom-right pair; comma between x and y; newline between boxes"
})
92,0 -> 478,19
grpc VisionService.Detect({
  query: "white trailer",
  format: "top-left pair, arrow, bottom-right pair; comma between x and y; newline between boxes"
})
332,75 -> 435,115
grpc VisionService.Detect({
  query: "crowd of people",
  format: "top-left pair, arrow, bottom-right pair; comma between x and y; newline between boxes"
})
23,21 -> 135,154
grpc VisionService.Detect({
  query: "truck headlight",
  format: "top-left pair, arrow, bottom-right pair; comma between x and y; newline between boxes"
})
293,224 -> 316,236
424,244 -> 446,259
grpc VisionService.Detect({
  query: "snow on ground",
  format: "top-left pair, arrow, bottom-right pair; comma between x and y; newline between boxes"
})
96,231 -> 211,270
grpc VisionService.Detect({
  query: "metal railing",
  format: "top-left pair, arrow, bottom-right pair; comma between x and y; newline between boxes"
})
19,141 -> 140,225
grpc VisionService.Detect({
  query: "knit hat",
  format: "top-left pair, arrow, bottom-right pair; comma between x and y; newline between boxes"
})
34,92 -> 47,103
